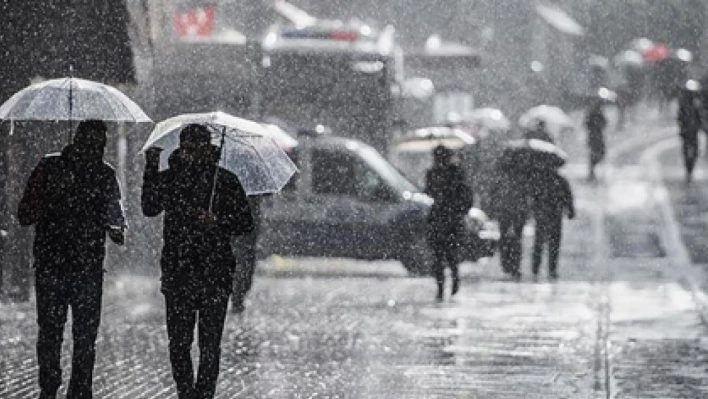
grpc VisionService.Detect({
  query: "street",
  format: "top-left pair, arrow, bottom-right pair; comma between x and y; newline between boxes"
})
3,112 -> 708,398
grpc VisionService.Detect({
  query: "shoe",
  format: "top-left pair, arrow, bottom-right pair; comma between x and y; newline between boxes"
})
451,279 -> 460,296
549,271 -> 559,280
435,291 -> 444,302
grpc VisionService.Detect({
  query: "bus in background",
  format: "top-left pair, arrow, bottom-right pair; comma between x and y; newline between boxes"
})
257,17 -> 404,152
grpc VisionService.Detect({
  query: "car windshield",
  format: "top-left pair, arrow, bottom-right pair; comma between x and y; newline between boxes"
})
358,146 -> 419,194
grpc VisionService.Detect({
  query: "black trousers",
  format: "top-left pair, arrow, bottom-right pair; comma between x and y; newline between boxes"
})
532,215 -> 563,275
165,292 -> 229,399
431,243 -> 460,290
499,215 -> 526,276
681,131 -> 699,178
35,266 -> 103,399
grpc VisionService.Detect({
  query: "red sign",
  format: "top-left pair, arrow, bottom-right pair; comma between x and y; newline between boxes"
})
643,44 -> 671,63
173,5 -> 216,38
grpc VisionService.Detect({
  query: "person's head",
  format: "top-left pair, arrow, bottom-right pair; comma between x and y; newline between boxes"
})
535,119 -> 546,132
179,124 -> 214,166
72,119 -> 107,161
433,145 -> 453,166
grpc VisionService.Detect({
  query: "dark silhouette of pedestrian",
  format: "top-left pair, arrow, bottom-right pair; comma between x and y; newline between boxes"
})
231,195 -> 262,313
585,101 -> 607,181
424,146 -> 473,300
142,124 -> 254,399
489,163 -> 531,279
529,169 -> 575,279
17,120 -> 126,399
677,87 -> 703,183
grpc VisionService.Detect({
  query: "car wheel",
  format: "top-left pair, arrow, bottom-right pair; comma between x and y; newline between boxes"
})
400,235 -> 433,277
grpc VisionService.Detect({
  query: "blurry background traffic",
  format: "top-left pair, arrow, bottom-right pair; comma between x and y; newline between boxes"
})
2,0 -> 708,298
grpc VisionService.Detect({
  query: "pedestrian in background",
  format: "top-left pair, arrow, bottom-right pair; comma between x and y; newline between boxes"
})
142,124 -> 254,399
529,169 -> 575,279
18,120 -> 126,399
585,101 -> 607,181
424,145 -> 473,301
677,86 -> 703,183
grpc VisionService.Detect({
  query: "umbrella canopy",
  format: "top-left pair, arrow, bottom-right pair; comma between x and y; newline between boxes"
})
518,105 -> 574,140
460,108 -> 511,139
501,139 -> 567,170
0,77 -> 151,122
614,50 -> 645,68
140,111 -> 298,195
643,43 -> 671,63
261,123 -> 299,150
392,126 -> 476,152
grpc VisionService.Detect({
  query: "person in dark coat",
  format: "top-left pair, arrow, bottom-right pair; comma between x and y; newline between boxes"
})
585,101 -> 607,181
677,87 -> 703,183
529,169 -> 575,279
17,120 -> 126,399
142,124 -> 254,399
489,163 -> 531,280
424,145 -> 473,301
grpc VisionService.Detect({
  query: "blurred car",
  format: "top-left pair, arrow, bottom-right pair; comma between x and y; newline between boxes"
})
258,129 -> 497,275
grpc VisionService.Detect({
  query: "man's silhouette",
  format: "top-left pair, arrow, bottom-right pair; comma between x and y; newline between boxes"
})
142,124 -> 254,399
18,120 -> 126,399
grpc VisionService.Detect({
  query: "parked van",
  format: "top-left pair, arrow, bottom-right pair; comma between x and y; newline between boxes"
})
258,131 -> 498,275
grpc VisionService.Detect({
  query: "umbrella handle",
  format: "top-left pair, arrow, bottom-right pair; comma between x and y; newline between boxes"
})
208,127 -> 227,213
68,65 -> 73,142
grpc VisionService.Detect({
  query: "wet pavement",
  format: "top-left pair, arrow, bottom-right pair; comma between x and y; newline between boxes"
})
3,111 -> 708,398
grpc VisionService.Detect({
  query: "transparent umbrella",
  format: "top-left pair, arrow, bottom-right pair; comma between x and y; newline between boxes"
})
518,105 -> 574,140
461,108 -> 511,139
0,77 -> 151,122
140,111 -> 298,195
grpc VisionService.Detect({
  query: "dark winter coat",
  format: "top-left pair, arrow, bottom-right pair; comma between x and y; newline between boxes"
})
424,163 -> 473,246
488,166 -> 532,222
141,149 -> 254,298
677,92 -> 702,136
585,107 -> 607,161
528,169 -> 574,222
17,145 -> 125,270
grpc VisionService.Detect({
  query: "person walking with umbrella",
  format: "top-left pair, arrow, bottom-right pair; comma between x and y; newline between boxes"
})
529,168 -> 575,279
17,120 -> 127,399
585,101 -> 608,182
424,145 -> 474,301
142,124 -> 255,399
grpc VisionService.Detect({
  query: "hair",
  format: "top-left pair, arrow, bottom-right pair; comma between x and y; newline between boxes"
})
433,144 -> 453,163
73,119 -> 107,146
179,124 -> 211,144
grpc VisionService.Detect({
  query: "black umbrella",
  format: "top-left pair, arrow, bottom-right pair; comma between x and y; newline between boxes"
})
500,139 -> 567,171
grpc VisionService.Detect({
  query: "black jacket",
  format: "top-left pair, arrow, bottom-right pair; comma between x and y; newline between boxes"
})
141,149 -> 254,297
424,163 -> 473,234
529,169 -> 574,221
18,145 -> 125,270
